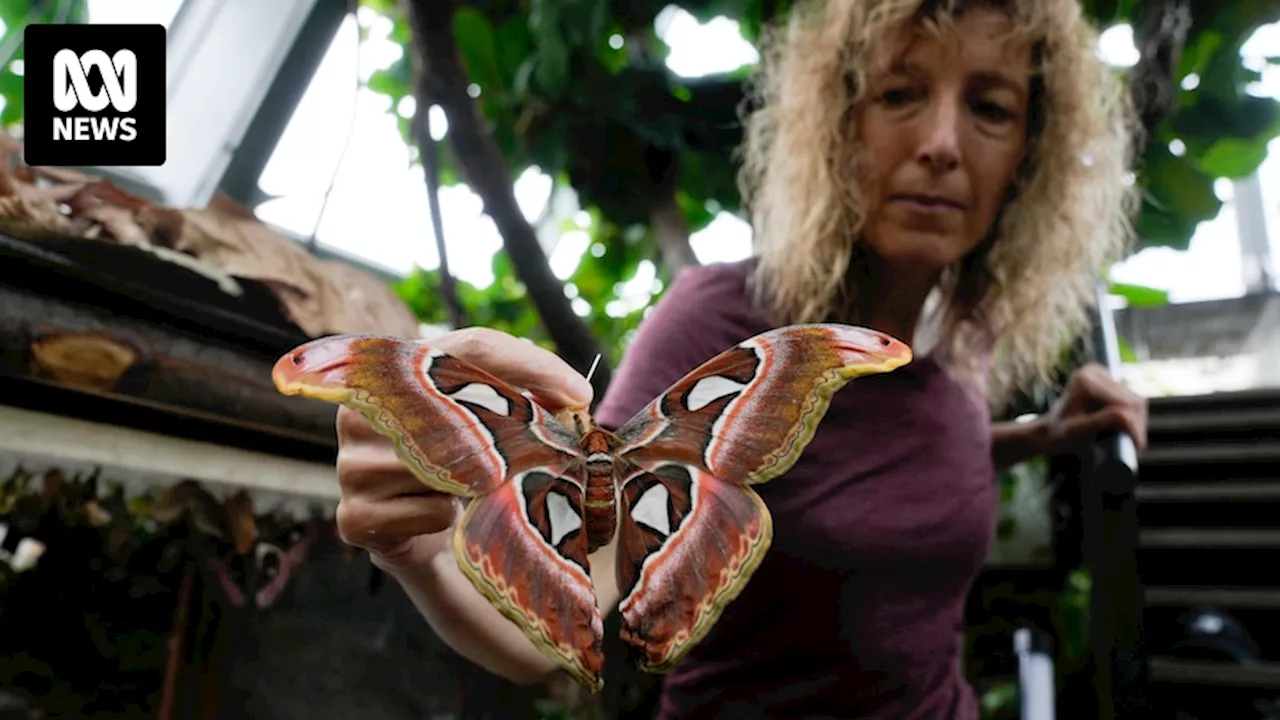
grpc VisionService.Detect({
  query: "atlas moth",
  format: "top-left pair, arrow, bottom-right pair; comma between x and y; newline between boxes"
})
272,323 -> 912,692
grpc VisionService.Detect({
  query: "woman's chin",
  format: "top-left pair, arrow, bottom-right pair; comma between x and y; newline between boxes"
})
868,235 -> 972,274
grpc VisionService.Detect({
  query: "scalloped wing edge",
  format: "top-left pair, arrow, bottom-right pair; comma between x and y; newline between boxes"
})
631,488 -> 774,674
452,490 -> 606,692
280,383 -> 474,497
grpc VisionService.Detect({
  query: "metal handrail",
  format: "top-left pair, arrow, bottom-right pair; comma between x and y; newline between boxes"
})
1081,283 -> 1150,720
1094,285 -> 1139,474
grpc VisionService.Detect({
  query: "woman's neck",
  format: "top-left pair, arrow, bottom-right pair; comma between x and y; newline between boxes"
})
851,254 -> 939,346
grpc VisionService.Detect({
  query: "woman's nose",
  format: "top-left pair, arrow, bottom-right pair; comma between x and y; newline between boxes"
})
915,96 -> 962,173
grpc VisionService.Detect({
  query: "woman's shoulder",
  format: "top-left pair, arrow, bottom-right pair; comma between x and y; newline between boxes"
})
637,258 -> 763,341
667,257 -> 757,304
594,258 -> 768,427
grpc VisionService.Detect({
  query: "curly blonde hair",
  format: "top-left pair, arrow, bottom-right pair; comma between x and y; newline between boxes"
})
738,0 -> 1141,410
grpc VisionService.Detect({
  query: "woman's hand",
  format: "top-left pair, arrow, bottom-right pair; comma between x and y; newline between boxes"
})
1042,362 -> 1148,455
332,327 -> 594,571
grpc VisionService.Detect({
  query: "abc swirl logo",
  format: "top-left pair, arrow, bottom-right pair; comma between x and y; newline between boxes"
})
52,48 -> 140,142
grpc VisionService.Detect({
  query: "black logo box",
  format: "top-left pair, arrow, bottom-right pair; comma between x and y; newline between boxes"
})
23,23 -> 166,167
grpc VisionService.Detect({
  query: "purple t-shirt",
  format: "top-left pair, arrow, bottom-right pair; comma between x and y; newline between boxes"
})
594,260 -> 997,720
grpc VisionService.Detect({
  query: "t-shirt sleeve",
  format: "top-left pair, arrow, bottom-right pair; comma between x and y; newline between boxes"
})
593,264 -> 737,430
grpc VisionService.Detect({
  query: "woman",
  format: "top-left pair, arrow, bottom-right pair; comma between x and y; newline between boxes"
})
331,0 -> 1149,716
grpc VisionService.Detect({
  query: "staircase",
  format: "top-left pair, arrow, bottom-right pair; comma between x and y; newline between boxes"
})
1134,387 -> 1280,719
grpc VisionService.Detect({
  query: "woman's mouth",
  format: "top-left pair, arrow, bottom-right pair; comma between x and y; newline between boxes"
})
890,193 -> 966,214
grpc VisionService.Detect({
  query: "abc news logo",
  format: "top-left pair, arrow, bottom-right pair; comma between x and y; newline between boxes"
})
54,49 -> 140,142
23,24 -> 165,167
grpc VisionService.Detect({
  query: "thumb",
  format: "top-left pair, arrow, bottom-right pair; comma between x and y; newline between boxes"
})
431,328 -> 595,411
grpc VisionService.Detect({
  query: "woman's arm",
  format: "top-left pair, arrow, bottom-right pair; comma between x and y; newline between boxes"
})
990,362 -> 1149,471
373,532 -> 620,685
991,416 -> 1051,470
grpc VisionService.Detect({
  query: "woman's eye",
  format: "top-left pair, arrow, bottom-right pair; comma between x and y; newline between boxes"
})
974,100 -> 1014,122
879,88 -> 915,106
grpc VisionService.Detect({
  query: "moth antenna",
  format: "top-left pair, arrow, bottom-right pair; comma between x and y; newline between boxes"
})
585,353 -> 602,383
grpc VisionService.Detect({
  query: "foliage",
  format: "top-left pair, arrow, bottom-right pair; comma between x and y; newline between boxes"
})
964,564 -> 1094,720
0,1 -> 1276,366
1127,0 -> 1280,247
0,467 -> 185,718
395,206 -> 664,367
355,0 -> 1280,367
0,0 -> 89,129
1109,281 -> 1171,308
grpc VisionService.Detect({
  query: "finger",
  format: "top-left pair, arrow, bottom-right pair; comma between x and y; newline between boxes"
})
1127,405 -> 1149,452
1076,365 -> 1141,410
431,327 -> 594,410
1061,406 -> 1146,449
1081,382 -> 1148,450
335,495 -> 456,553
1108,406 -> 1146,451
336,405 -> 382,444
337,443 -> 452,500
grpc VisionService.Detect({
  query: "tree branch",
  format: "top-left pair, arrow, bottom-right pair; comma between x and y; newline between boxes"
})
408,47 -> 466,330
650,190 -> 699,275
401,0 -> 613,394
1129,0 -> 1193,134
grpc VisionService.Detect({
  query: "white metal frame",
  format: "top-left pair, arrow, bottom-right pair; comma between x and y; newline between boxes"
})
0,405 -> 339,505
87,0 -> 322,208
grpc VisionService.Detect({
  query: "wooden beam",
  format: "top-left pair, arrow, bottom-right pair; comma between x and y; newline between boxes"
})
0,281 -> 338,453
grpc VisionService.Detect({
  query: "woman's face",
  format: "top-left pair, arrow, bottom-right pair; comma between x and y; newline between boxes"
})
855,8 -> 1032,275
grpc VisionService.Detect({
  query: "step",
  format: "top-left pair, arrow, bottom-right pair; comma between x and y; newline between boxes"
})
1148,406 -> 1280,434
1148,656 -> 1280,689
1136,481 -> 1280,502
1140,442 -> 1280,466
1139,528 -> 1280,549
1138,547 -> 1280,587
1149,388 -> 1280,416
1144,587 -> 1280,609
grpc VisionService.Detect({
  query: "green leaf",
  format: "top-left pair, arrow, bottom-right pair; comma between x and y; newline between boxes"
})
1083,0 -> 1121,25
1194,110 -> 1280,178
453,7 -> 505,92
0,71 -> 23,129
534,37 -> 570,96
1173,94 -> 1279,151
389,14 -> 413,45
1177,27 -> 1224,82
1134,141 -> 1222,250
1109,281 -> 1169,308
493,17 -> 535,82
527,0 -> 571,96
1197,132 -> 1276,178
0,0 -> 31,28
396,114 -> 412,147
1116,336 -> 1139,364
366,63 -> 409,100
979,681 -> 1017,716
359,0 -> 399,15
586,0 -> 610,47
513,57 -> 537,98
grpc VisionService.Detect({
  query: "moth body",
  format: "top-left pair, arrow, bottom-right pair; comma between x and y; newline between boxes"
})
579,427 -> 621,553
